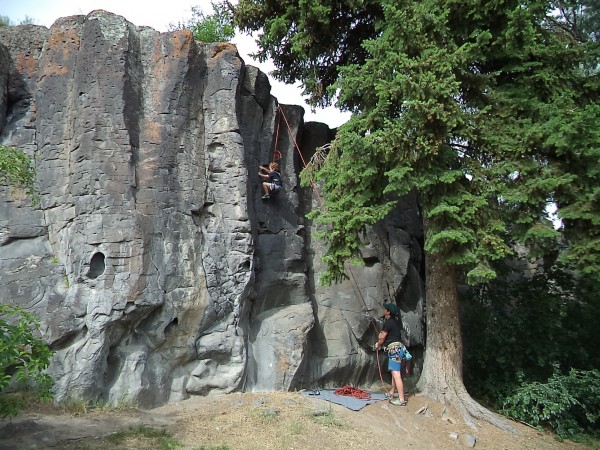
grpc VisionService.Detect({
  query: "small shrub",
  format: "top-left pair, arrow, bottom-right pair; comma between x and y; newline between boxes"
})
0,305 -> 54,417
502,368 -> 600,439
462,263 -> 600,405
0,144 -> 36,198
169,2 -> 234,43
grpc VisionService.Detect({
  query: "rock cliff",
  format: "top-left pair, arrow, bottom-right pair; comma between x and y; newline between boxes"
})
0,11 -> 425,407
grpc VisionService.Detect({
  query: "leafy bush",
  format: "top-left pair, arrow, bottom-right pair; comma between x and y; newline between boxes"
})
0,144 -> 36,197
461,263 -> 600,404
0,305 -> 54,417
502,368 -> 600,439
461,262 -> 600,439
169,2 -> 234,43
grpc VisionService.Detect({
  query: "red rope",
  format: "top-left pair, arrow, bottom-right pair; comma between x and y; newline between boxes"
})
277,106 -> 325,208
334,385 -> 371,400
376,348 -> 386,387
272,109 -> 282,163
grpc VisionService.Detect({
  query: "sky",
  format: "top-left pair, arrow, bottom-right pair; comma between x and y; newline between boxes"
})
1,0 -> 350,128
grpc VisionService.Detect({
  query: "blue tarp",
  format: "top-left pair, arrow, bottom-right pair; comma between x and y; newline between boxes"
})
301,389 -> 387,411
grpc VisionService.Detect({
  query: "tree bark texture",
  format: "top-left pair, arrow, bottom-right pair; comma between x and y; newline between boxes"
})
416,244 -> 516,432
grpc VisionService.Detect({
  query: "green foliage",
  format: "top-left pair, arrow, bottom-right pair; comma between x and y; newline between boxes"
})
0,15 -> 9,27
502,368 -> 600,439
566,0 -> 600,41
235,0 -> 379,108
462,262 -> 600,440
0,305 -> 54,417
170,2 -> 234,43
237,0 -> 600,285
462,263 -> 600,404
0,144 -> 36,198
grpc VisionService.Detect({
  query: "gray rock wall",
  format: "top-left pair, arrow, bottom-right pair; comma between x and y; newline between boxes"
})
0,11 -> 425,408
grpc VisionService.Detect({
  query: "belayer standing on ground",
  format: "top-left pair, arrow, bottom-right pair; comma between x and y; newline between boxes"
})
258,162 -> 282,201
374,303 -> 409,406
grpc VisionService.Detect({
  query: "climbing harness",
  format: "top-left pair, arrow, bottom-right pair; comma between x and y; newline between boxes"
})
385,342 -> 412,363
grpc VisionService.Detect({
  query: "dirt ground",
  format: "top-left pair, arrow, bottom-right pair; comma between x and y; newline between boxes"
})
0,390 -> 591,450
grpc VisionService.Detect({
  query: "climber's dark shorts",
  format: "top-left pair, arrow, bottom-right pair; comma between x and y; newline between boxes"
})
267,182 -> 282,192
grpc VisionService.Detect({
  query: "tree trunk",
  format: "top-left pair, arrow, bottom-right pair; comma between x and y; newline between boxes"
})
416,250 -> 517,432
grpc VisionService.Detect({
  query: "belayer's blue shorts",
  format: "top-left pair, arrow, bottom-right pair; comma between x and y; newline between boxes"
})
388,357 -> 402,372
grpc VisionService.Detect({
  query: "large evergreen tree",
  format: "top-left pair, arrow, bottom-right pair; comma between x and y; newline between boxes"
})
236,0 -> 600,429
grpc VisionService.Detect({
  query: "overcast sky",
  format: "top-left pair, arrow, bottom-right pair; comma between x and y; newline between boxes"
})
2,0 -> 349,127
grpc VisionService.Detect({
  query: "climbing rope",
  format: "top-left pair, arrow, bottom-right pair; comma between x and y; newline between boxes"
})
376,348 -> 386,387
275,105 -> 389,391
272,108 -> 283,163
277,105 -> 324,206
334,385 -> 371,400
278,106 -> 378,324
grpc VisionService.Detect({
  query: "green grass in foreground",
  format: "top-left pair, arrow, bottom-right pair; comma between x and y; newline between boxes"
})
106,426 -> 231,450
106,425 -> 182,449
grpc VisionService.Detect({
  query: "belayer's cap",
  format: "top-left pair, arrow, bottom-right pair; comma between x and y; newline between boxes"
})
383,303 -> 398,316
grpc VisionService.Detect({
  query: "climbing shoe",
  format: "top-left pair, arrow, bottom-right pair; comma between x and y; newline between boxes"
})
389,399 -> 407,406
261,195 -> 271,201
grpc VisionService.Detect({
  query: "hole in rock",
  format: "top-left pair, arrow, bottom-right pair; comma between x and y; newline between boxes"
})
87,252 -> 106,279
165,317 -> 179,334
363,255 -> 380,267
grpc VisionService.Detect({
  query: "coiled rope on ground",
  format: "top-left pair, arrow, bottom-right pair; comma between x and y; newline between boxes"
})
333,385 -> 371,400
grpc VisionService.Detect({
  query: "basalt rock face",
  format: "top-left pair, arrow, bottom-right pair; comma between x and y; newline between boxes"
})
0,11 -> 425,407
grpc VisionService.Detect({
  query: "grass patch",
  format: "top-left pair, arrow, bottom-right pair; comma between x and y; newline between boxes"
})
288,420 -> 304,434
1,391 -> 54,414
248,406 -> 281,425
58,396 -> 139,415
107,425 -> 183,449
310,409 -> 346,428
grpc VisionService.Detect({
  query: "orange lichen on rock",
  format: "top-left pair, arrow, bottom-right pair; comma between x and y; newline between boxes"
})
15,53 -> 37,77
210,43 -> 236,58
47,28 -> 80,58
169,30 -> 194,56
